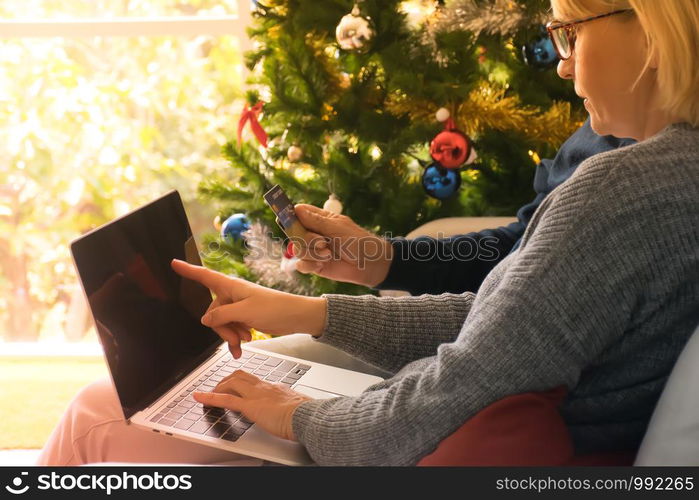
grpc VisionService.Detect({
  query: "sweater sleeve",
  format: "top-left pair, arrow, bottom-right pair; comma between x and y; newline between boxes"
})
292,145 -> 685,465
317,291 -> 475,373
375,225 -> 521,295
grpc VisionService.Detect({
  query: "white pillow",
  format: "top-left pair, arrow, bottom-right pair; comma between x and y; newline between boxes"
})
635,323 -> 699,465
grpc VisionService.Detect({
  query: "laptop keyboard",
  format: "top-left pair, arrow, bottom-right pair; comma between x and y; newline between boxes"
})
149,351 -> 311,442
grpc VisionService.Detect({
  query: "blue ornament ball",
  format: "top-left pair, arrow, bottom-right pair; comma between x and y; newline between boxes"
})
522,25 -> 559,69
221,213 -> 251,242
422,163 -> 461,200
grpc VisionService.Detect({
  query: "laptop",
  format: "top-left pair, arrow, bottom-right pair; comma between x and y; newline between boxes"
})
70,190 -> 384,466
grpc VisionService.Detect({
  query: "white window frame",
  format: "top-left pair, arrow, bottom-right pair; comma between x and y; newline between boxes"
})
0,0 -> 252,52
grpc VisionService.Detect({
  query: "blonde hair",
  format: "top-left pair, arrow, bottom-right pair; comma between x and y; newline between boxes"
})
551,0 -> 699,126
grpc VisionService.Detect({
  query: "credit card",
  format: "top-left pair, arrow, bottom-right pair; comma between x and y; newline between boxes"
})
263,185 -> 308,240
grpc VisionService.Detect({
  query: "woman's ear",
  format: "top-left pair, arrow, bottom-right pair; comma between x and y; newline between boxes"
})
647,42 -> 660,70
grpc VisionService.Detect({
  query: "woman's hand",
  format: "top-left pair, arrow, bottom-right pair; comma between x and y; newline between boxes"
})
193,370 -> 312,441
171,259 -> 327,358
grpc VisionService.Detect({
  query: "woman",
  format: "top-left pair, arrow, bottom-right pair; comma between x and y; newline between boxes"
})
39,0 -> 698,466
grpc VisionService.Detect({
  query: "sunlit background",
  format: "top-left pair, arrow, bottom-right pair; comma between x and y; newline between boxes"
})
0,0 -> 250,453
0,0 -> 248,346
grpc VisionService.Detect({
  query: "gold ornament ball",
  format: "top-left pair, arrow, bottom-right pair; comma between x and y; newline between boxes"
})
287,145 -> 304,162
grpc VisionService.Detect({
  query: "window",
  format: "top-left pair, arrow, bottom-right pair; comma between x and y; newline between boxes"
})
0,0 -> 251,345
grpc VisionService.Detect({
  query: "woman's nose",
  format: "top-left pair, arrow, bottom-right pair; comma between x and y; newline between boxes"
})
557,56 -> 574,80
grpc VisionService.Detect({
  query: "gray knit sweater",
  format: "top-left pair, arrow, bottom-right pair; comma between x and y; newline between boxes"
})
291,123 -> 699,466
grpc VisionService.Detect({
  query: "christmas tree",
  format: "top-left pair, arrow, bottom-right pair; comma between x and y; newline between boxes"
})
198,0 -> 584,296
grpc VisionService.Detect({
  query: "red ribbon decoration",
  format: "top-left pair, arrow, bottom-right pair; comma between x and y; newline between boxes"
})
237,102 -> 268,148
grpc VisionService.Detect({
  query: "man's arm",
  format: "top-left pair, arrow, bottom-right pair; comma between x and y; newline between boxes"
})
374,118 -> 634,295
375,224 -> 522,295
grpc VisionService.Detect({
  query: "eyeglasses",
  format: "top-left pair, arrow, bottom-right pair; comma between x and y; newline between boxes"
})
546,9 -> 633,60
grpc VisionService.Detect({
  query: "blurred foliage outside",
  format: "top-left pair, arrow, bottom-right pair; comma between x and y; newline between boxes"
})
0,0 -> 248,343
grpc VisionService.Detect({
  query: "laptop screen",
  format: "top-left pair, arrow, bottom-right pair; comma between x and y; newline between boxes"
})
71,190 -> 222,419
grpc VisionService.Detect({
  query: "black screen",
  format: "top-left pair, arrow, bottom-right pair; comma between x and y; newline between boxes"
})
71,191 -> 221,419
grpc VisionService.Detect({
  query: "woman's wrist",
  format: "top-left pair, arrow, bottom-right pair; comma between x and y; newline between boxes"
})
294,295 -> 327,338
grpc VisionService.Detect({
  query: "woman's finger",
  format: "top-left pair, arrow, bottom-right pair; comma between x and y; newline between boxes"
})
218,368 -> 260,387
214,373 -> 254,396
192,391 -> 245,412
203,301 -> 248,328
211,323 -> 239,343
231,323 -> 253,343
171,259 -> 231,294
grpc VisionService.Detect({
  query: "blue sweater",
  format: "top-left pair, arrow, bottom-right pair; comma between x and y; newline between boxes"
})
377,119 -> 636,295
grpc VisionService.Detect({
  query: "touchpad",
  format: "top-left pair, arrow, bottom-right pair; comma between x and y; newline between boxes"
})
294,385 -> 342,399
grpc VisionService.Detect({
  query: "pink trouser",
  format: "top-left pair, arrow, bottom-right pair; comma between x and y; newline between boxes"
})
36,334 -> 389,466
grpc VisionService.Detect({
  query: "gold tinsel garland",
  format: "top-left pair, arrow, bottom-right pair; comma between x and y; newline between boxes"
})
385,81 -> 584,150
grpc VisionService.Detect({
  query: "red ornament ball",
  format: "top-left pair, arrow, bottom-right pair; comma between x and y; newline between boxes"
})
283,241 -> 295,259
430,129 -> 473,169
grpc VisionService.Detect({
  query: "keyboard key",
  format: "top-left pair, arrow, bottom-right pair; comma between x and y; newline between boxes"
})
166,402 -> 177,409
286,372 -> 302,381
150,413 -> 167,422
200,382 -> 217,389
177,400 -> 195,409
187,421 -> 213,434
229,425 -> 248,437
174,397 -> 183,402
253,368 -> 271,376
265,375 -> 281,382
170,406 -> 188,415
210,375 -> 225,382
240,351 -> 252,359
158,418 -> 178,427
174,419 -> 194,430
165,411 -> 183,421
263,358 -> 282,368
181,413 -> 198,421
218,368 -> 233,375
245,358 -> 262,366
281,377 -> 297,385
253,354 -> 269,361
271,370 -> 287,378
205,422 -> 232,437
240,366 -> 256,374
207,407 -> 226,418
221,431 -> 240,442
188,406 -> 206,415
278,360 -> 297,372
232,421 -> 251,433
297,364 -> 311,371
